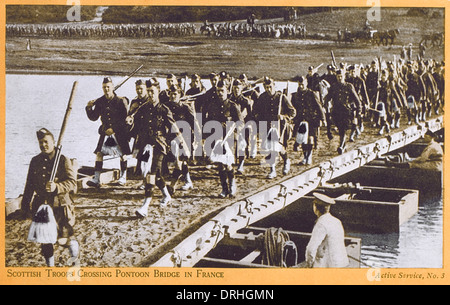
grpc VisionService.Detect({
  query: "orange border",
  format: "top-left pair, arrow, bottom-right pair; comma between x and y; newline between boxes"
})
1,0 -> 449,286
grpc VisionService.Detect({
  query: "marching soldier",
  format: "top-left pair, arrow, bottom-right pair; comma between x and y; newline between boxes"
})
291,76 -> 325,165
405,62 -> 424,125
85,77 -> 131,187
127,80 -> 149,178
346,65 -> 369,137
133,79 -> 190,217
324,69 -> 361,154
203,80 -> 244,198
253,77 -> 296,178
229,79 -> 254,174
21,128 -> 79,267
159,73 -> 181,105
165,85 -> 200,193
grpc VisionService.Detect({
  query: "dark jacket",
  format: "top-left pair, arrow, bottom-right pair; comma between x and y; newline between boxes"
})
21,153 -> 77,215
86,94 -> 131,155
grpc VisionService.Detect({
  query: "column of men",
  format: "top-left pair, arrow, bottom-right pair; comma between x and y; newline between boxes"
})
19,58 -> 443,266
82,58 -> 444,219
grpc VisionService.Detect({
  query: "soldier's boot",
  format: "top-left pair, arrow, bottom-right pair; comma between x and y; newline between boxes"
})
136,197 -> 152,218
117,160 -> 127,185
228,177 -> 237,198
87,171 -> 101,188
181,172 -> 193,191
46,256 -> 55,267
236,157 -> 245,174
160,186 -> 172,207
68,239 -> 80,264
282,158 -> 291,175
267,164 -> 277,179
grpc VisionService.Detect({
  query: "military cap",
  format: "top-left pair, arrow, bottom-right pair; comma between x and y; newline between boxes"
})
103,77 -> 113,84
239,73 -> 248,81
146,77 -> 160,88
191,73 -> 201,80
219,71 -> 229,79
308,66 -> 314,71
312,192 -> 336,205
135,79 -> 145,86
297,76 -> 307,84
348,65 -> 355,71
216,80 -> 227,89
339,62 -> 346,68
335,69 -> 343,75
209,72 -> 218,79
36,128 -> 54,140
263,76 -> 274,85
327,64 -> 335,70
232,79 -> 243,87
166,73 -> 177,80
371,60 -> 377,65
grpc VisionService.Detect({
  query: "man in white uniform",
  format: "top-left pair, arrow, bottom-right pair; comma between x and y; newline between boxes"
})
304,192 -> 349,268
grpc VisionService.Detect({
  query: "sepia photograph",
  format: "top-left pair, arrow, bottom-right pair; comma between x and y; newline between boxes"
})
1,0 -> 447,286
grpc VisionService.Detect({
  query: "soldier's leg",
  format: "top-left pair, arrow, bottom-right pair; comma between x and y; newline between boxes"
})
218,164 -> 229,198
227,165 -> 237,197
118,155 -> 128,185
41,243 -> 54,267
87,152 -> 104,187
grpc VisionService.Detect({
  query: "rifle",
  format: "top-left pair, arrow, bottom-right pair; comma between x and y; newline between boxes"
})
114,64 -> 144,92
331,50 -> 337,68
311,63 -> 324,74
50,81 -> 78,183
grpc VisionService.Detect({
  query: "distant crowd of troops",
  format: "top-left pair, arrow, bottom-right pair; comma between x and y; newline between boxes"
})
84,55 -> 444,218
6,23 -> 197,38
6,21 -> 307,39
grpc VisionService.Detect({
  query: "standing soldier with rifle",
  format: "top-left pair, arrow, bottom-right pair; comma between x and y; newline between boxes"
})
324,69 -> 361,155
85,77 -> 131,187
22,82 -> 80,267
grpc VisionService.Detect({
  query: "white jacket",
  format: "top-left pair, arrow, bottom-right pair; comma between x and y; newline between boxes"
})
305,213 -> 349,268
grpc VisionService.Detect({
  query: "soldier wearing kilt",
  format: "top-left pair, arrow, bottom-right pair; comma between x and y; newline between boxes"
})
127,79 -> 150,178
85,77 -> 131,187
291,76 -> 325,165
21,128 -> 79,267
132,79 -> 189,217
253,77 -> 296,179
229,79 -> 254,174
165,85 -> 201,193
346,65 -> 369,138
203,80 -> 244,198
324,70 -> 361,155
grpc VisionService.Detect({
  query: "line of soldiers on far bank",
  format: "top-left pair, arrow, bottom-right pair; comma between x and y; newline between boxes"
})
83,55 -> 444,218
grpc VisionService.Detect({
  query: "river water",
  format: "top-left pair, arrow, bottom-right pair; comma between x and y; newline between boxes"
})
4,74 -> 443,269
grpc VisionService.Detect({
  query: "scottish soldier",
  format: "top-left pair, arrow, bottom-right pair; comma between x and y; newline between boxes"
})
127,79 -> 149,178
324,69 -> 361,154
203,80 -> 244,197
133,79 -> 190,217
165,85 -> 200,193
229,79 -> 254,174
253,77 -> 296,178
346,65 -> 369,136
21,128 -> 79,267
291,76 -> 325,165
85,77 -> 131,187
